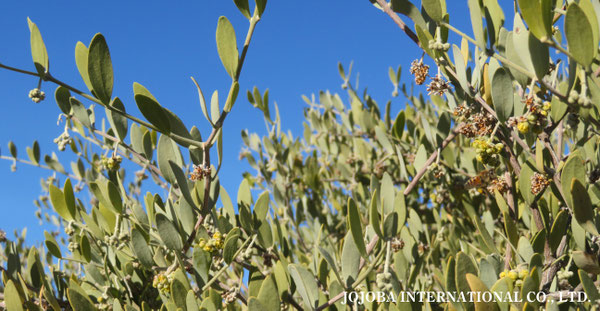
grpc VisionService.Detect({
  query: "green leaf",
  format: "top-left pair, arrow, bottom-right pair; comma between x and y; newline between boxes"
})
211,90 -> 220,124
392,111 -> 405,139
44,230 -> 61,258
483,0 -> 505,47
573,251 -> 600,274
248,298 -> 264,311
55,86 -> 72,114
503,211 -> 519,248
223,227 -> 240,264
233,0 -> 252,19
491,68 -> 514,123
381,172 -> 395,215
191,77 -> 214,127
4,280 -> 24,311
369,190 -> 383,239
87,33 -> 113,104
452,44 -> 471,95
134,94 -> 170,134
192,247 -> 212,282
518,162 -> 535,205
186,290 -> 199,310
520,272 -> 540,308
383,212 -> 399,238
254,191 -> 270,221
504,31 -> 530,86
561,154 -> 586,209
49,184 -> 74,221
67,288 -> 97,311
157,134 -> 184,185
347,198 -> 367,258
8,141 -> 16,158
341,231 -> 360,287
237,178 -> 253,207
579,0 -> 599,60
107,97 -> 128,141
63,179 -> 76,218
571,178 -> 598,235
517,236 -> 534,263
26,141 -> 40,165
170,278 -> 188,310
70,97 -> 91,129
44,154 -> 66,174
216,16 -> 239,79
75,42 -> 94,93
27,18 -> 48,76
415,24 -> 436,58
131,229 -> 154,268
455,252 -> 477,309
106,180 -> 123,213
156,214 -> 183,251
549,210 -> 569,252
579,269 -> 600,302
224,81 -> 240,112
565,2 -> 596,67
255,0 -> 267,17
444,257 -> 461,311
422,0 -> 444,22
88,182 -> 111,212
161,107 -> 194,147
467,0 -> 486,49
169,161 -> 196,209
288,264 -> 318,310
257,274 -> 279,310
318,246 -> 343,285
490,278 -> 510,311
80,235 -> 91,262
466,274 -> 498,311
395,191 -> 407,230
518,0 -> 552,40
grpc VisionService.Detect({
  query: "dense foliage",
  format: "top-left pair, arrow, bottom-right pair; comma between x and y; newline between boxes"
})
2,0 -> 600,310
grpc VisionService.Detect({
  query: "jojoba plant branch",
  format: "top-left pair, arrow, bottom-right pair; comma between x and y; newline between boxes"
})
3,0 -> 600,310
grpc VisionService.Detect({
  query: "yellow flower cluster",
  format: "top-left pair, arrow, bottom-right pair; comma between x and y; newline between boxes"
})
152,271 -> 174,294
472,139 -> 503,167
101,155 -> 122,171
500,268 -> 529,287
513,98 -> 551,134
197,231 -> 224,253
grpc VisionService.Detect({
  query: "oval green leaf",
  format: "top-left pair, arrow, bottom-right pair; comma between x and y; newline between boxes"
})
87,33 -> 113,104
216,16 -> 239,79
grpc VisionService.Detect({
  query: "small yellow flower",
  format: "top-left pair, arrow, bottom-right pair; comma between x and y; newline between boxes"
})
517,122 -> 530,134
507,270 -> 518,280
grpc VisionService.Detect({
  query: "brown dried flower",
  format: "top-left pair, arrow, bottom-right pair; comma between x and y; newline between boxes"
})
487,176 -> 509,194
453,104 -> 472,118
410,59 -> 429,85
391,237 -> 405,252
531,173 -> 551,195
190,164 -> 212,181
427,75 -> 451,96
458,112 -> 495,138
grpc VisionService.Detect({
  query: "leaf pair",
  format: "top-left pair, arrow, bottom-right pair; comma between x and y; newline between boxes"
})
233,0 -> 267,19
75,34 -> 113,105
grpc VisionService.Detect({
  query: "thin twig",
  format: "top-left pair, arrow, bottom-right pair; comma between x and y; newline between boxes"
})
403,125 -> 460,196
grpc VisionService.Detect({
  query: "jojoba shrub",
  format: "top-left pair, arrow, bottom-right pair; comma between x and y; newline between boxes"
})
2,0 -> 600,310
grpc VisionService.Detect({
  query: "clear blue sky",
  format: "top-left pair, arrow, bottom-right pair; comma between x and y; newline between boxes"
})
0,1 -> 481,243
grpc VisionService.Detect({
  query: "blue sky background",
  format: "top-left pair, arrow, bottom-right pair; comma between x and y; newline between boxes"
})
0,1 -> 493,244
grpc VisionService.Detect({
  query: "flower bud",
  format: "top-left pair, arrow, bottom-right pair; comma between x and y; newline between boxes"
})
517,122 -> 530,134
